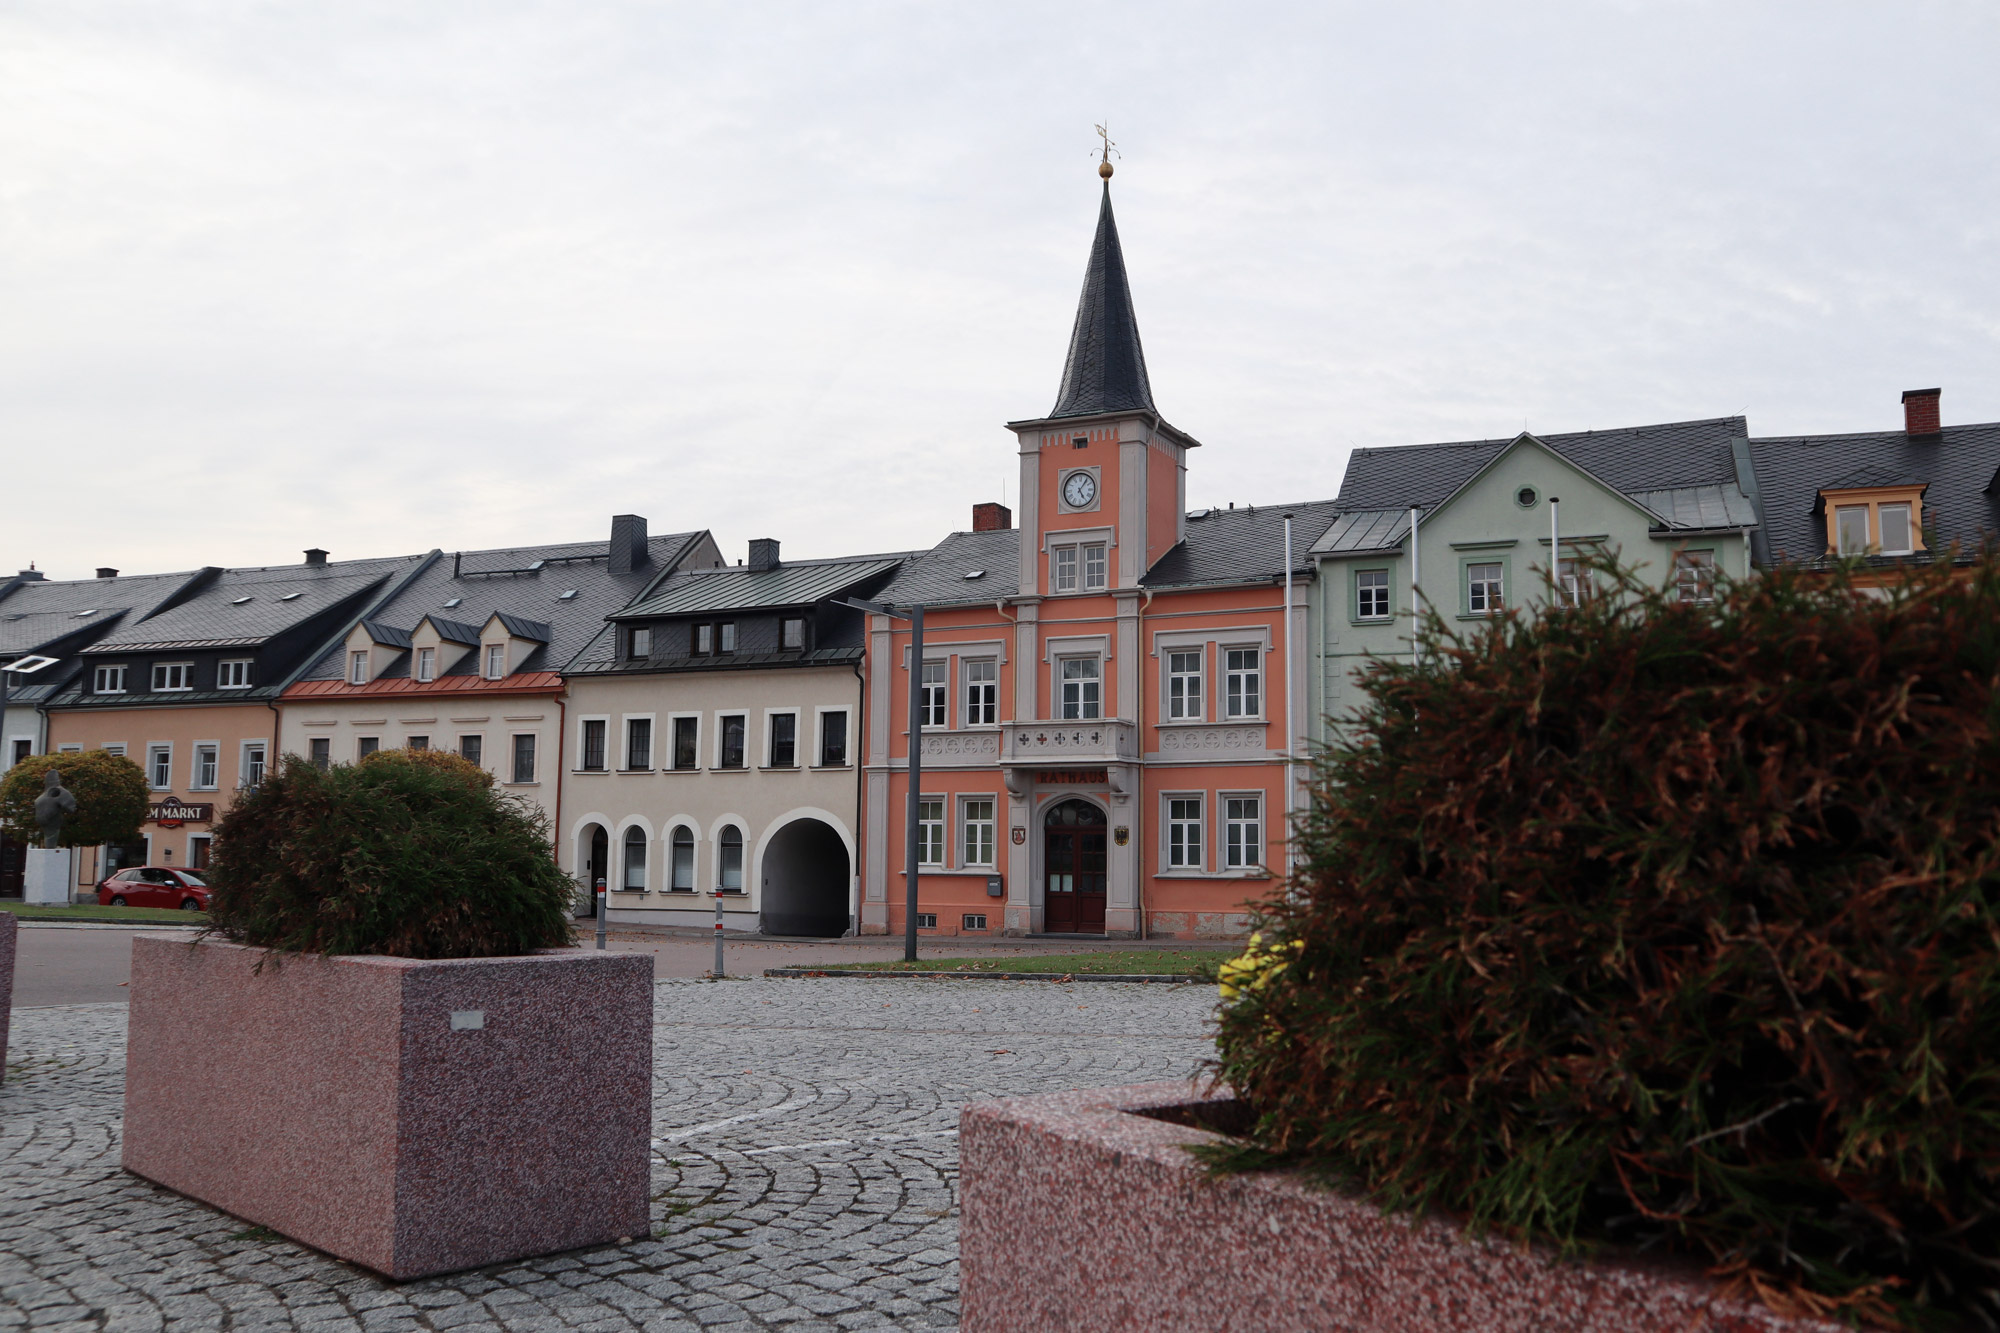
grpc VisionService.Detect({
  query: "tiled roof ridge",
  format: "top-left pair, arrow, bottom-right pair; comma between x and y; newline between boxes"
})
1750,420 -> 2000,445
1348,414 -> 1751,459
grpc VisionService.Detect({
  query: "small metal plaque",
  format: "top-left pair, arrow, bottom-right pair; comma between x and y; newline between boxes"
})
450,1010 -> 485,1031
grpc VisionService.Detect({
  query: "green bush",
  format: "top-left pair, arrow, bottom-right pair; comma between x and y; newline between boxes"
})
206,748 -> 575,959
0,749 -> 149,848
1212,554 -> 2000,1330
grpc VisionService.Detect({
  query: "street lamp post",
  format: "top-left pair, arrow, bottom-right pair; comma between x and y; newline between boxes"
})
841,595 -> 924,963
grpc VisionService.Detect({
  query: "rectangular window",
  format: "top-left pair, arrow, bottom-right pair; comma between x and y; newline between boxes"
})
962,797 -> 996,867
693,623 -> 713,655
1467,562 -> 1503,615
1083,543 -> 1108,590
310,737 -> 331,769
357,737 -> 380,759
962,913 -> 988,931
718,622 -> 736,653
630,626 -> 652,658
193,745 -> 218,790
415,647 -> 435,682
1167,650 -> 1203,720
819,710 -> 848,766
1059,657 -> 1101,720
670,830 -> 695,891
1168,796 -> 1204,869
459,735 -> 482,767
917,799 -> 944,865
920,660 -> 947,727
781,617 -> 804,650
964,659 -> 997,725
148,744 -> 171,789
407,735 -> 428,751
190,836 -> 212,871
94,664 -> 126,693
916,913 -> 938,930
217,659 -> 252,689
1836,505 -> 1870,555
1879,503 -> 1913,554
580,719 -> 607,771
485,644 -> 506,679
12,738 -> 31,766
349,652 -> 368,685
719,714 -> 746,769
1675,550 -> 1716,604
673,716 -> 699,770
1557,558 -> 1585,606
1225,795 -> 1263,870
627,717 -> 652,769
241,743 -> 266,789
152,662 -> 191,692
1356,569 -> 1390,619
1052,546 -> 1078,593
719,830 -> 744,891
511,733 -> 536,783
769,713 -> 797,768
1224,648 -> 1260,718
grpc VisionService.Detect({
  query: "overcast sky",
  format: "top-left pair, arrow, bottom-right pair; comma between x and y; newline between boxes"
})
5,2 -> 1998,581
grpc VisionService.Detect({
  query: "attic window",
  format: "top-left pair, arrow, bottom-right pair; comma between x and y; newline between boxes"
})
4,655 -> 58,674
72,609 -> 97,617
280,592 -> 302,601
527,560 -> 546,571
443,598 -> 462,608
964,569 -> 985,580
232,596 -> 253,605
558,589 -> 578,600
1188,509 -> 1212,521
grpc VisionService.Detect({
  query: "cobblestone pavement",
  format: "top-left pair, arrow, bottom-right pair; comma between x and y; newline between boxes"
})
1,977 -> 1218,1332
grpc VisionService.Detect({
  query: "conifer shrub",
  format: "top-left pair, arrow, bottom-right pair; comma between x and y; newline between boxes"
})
206,748 -> 575,959
1211,554 -> 2000,1330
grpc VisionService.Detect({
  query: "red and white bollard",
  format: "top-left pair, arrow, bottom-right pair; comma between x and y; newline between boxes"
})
713,897 -> 725,979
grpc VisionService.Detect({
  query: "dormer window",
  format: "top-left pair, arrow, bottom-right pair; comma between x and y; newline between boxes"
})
485,644 -> 505,679
1879,503 -> 1914,554
218,659 -> 252,689
94,664 -> 127,694
629,627 -> 652,658
1821,484 -> 1926,558
349,651 -> 368,685
152,663 -> 192,692
1835,506 -> 1869,555
416,647 -> 436,682
781,618 -> 804,650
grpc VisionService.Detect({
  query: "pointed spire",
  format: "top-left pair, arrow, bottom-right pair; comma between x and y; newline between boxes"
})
1049,181 -> 1155,419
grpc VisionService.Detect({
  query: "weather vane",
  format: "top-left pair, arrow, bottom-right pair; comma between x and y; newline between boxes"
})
1095,123 -> 1120,179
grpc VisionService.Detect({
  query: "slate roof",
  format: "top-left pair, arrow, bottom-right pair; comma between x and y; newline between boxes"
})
611,556 -> 909,620
82,556 -> 424,652
1144,500 -> 1345,588
1046,183 -> 1155,420
872,531 -> 1022,608
1335,417 -> 1750,513
0,570 -> 198,657
1745,421 -> 2000,564
294,532 -> 710,683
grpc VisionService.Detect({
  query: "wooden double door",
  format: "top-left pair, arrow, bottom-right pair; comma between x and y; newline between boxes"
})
1043,799 -> 1107,934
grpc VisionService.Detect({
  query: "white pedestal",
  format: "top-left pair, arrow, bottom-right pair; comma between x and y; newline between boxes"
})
23,848 -> 74,905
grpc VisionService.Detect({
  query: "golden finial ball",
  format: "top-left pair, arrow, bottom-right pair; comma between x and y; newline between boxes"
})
1099,159 -> 1114,180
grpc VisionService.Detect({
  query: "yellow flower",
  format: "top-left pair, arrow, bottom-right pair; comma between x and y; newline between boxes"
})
1218,932 -> 1302,1001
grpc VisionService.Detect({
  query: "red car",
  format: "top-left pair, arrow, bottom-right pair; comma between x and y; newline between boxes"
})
98,867 -> 210,911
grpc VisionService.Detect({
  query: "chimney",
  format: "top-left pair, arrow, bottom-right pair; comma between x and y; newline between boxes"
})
1903,387 -> 1942,437
303,548 -> 328,566
96,567 -> 118,579
608,514 -> 649,576
748,538 -> 780,573
972,502 -> 1013,533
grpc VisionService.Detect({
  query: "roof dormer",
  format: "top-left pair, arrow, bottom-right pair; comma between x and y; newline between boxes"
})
476,612 -> 550,679
342,619 -> 411,685
1817,479 -> 1929,558
408,615 -> 483,682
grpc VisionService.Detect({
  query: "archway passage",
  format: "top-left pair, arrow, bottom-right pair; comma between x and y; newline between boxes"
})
1044,799 -> 1107,934
760,819 -> 850,937
580,824 -> 609,917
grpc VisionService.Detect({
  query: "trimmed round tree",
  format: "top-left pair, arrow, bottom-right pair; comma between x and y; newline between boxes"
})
207,748 -> 575,958
0,749 -> 149,848
1213,554 -> 2000,1330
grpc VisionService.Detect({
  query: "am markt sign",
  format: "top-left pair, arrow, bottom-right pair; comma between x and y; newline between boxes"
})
148,801 -> 214,828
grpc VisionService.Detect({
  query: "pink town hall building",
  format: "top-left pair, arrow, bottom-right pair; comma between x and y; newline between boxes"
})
858,175 -> 1330,940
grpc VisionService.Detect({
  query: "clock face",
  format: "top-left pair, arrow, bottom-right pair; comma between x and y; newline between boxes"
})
1063,471 -> 1097,509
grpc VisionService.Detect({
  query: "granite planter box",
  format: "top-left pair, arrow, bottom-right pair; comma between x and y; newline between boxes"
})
960,1081 -> 1861,1333
124,935 -> 653,1280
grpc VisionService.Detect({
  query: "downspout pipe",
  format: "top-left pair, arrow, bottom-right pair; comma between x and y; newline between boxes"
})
1281,515 -> 1295,884
1408,507 -> 1422,666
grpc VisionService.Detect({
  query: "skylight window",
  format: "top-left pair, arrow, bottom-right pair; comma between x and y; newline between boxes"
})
231,596 -> 253,605
558,589 -> 578,600
963,569 -> 985,580
527,560 -> 546,571
4,655 -> 58,674
280,592 -> 302,601
443,598 -> 462,608
72,609 -> 97,617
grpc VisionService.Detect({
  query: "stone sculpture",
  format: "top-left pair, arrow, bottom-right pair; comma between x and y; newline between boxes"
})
34,768 -> 77,849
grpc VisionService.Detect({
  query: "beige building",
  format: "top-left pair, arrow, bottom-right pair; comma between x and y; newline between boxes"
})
558,541 -> 900,934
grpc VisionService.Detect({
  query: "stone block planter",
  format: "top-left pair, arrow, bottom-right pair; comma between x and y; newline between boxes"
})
123,935 -> 653,1280
0,911 -> 15,1081
960,1081 -> 1861,1333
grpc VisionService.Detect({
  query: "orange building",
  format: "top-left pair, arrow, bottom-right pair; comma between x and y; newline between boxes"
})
858,175 -> 1323,940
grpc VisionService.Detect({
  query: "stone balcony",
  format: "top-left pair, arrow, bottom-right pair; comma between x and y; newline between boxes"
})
998,719 -> 1139,768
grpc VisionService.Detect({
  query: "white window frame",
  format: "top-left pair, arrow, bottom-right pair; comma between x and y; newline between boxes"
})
484,644 -> 506,679
357,736 -> 381,759
1166,649 -> 1204,720
509,732 -> 536,783
917,797 -> 945,867
1082,542 -> 1108,591
622,713 -> 655,770
629,626 -> 652,658
349,651 -> 369,685
961,796 -> 996,868
577,715 -> 609,772
1878,503 -> 1914,555
152,662 -> 193,692
1058,656 -> 1101,720
716,713 -> 748,769
1675,550 -> 1716,605
239,740 -> 267,788
102,743 -> 126,757
620,825 -> 649,892
309,737 -> 332,769
718,622 -> 737,653
1166,793 -> 1205,870
458,734 -> 484,767
1224,793 -> 1263,871
919,659 -> 948,728
668,824 -> 697,892
188,833 -> 213,872
1223,647 -> 1261,719
765,709 -> 800,769
1356,569 -> 1391,620
1047,540 -> 1110,595
1051,545 -> 1079,594
1467,562 -> 1504,615
147,743 -> 173,791
668,712 -> 703,771
191,742 -> 220,791
415,647 -> 436,682
93,664 -> 127,694
217,658 -> 253,689
780,617 -> 805,650
717,824 -> 745,892
963,658 -> 997,726
815,707 -> 850,767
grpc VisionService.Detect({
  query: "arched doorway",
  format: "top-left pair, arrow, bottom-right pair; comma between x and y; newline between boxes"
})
579,823 -> 609,916
759,818 -> 850,937
1043,799 -> 1107,934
